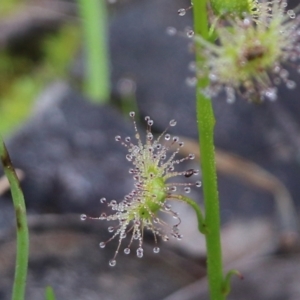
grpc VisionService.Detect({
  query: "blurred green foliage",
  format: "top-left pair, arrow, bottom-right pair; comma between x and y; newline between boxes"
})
0,24 -> 80,135
0,0 -> 23,17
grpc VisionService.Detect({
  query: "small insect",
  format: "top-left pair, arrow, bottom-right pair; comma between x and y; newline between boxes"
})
184,169 -> 197,178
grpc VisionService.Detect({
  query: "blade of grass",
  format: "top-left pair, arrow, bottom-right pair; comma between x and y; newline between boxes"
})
0,137 -> 29,300
77,0 -> 110,103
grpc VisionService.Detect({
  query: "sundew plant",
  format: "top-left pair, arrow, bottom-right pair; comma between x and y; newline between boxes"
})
81,112 -> 202,266
1,0 -> 300,300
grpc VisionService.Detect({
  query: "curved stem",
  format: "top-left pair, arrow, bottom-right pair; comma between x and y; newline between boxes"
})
192,1 -> 225,299
172,195 -> 207,234
222,269 -> 243,296
0,137 -> 29,300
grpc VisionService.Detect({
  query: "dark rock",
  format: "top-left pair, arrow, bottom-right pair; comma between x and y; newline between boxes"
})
1,82 -> 134,215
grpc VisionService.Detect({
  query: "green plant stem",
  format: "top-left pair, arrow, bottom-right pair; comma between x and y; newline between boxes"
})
0,137 -> 29,300
173,195 -> 206,234
192,1 -> 225,299
77,0 -> 110,103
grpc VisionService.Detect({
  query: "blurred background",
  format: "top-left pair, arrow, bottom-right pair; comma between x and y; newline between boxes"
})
0,0 -> 300,299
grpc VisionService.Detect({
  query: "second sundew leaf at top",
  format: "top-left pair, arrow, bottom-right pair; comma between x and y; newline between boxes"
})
210,0 -> 257,16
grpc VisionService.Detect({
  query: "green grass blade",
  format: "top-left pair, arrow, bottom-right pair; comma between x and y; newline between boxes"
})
0,137 -> 29,300
77,0 -> 110,103
45,286 -> 56,300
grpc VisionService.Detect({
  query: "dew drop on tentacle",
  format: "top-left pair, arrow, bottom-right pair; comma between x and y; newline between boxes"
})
186,30 -> 194,38
172,212 -> 179,219
286,80 -> 296,89
124,248 -> 130,254
243,18 -> 251,26
164,203 -> 171,211
196,181 -> 202,187
165,134 -> 171,140
176,234 -> 183,240
166,26 -> 177,36
287,9 -> 296,19
274,77 -> 281,85
126,154 -> 133,161
188,154 -> 195,160
153,217 -> 159,223
186,77 -> 197,87
147,120 -> 154,126
172,225 -> 179,234
188,61 -> 196,72
133,232 -> 140,240
133,219 -> 140,225
80,214 -> 87,221
120,232 -> 127,239
100,197 -> 107,204
209,73 -> 218,82
273,65 -> 281,74
162,235 -> 169,241
264,88 -> 277,101
169,119 -> 177,126
110,200 -> 117,206
99,242 -> 106,249
147,132 -> 153,140
279,69 -> 289,79
153,247 -> 160,254
109,259 -> 117,267
136,247 -> 144,258
184,187 -> 191,193
178,8 -> 186,16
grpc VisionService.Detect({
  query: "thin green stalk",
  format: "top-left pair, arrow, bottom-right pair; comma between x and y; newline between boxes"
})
77,0 -> 110,103
0,137 -> 29,300
192,1 -> 225,299
45,286 -> 56,300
